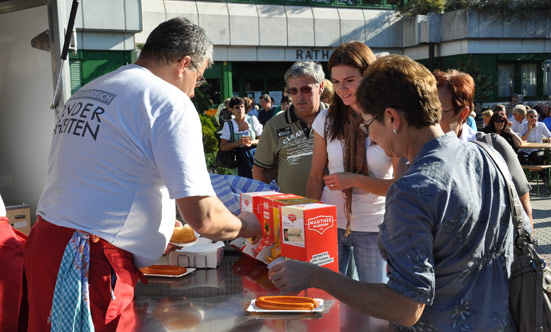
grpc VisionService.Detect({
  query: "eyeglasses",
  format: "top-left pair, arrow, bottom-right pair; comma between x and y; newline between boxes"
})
288,85 -> 314,96
360,109 -> 386,135
189,61 -> 207,88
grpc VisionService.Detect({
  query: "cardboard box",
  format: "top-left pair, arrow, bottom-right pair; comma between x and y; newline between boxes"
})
280,203 -> 338,272
271,197 -> 320,246
6,203 -> 31,235
257,193 -> 301,247
240,191 -> 279,219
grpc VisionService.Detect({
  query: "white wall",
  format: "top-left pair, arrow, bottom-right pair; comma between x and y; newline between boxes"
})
0,6 -> 54,218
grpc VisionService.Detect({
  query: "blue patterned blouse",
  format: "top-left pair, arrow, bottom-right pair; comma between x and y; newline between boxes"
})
379,132 -> 516,331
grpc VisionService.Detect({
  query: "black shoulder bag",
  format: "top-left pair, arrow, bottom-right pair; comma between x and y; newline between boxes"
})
216,120 -> 239,169
473,141 -> 551,332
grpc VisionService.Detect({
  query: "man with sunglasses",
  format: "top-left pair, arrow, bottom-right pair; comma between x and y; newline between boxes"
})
253,61 -> 326,196
24,18 -> 261,331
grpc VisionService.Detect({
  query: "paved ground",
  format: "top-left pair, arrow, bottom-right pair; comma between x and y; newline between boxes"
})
527,178 -> 551,262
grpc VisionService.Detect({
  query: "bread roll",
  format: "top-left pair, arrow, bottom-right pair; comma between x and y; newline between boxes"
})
170,224 -> 197,244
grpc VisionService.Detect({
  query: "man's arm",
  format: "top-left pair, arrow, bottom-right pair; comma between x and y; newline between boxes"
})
519,192 -> 534,231
176,196 -> 261,241
253,165 -> 277,184
269,260 -> 425,327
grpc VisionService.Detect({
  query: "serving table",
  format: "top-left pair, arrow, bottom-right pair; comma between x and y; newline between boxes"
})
133,250 -> 390,331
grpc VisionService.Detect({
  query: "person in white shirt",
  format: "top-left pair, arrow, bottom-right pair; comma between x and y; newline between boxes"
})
511,104 -> 527,134
518,109 -> 551,165
24,18 -> 261,331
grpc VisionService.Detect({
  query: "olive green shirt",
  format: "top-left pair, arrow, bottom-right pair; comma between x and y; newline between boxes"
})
254,105 -> 324,196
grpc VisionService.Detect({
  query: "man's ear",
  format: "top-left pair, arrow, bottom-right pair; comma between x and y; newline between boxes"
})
177,55 -> 192,79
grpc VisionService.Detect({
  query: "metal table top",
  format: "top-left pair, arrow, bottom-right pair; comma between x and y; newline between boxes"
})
133,251 -> 390,331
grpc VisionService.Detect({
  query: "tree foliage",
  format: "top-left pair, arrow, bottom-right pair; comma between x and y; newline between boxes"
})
399,0 -> 551,16
398,0 -> 445,16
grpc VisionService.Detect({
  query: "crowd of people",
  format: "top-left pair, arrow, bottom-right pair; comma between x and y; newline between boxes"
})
2,16 -> 548,331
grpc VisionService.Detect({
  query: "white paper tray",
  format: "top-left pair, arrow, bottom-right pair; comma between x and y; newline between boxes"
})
168,237 -> 224,269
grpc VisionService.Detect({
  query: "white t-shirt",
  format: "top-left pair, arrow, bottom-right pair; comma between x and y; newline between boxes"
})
519,121 -> 551,153
38,64 -> 215,267
0,194 -> 6,217
312,109 -> 393,232
459,124 -> 477,141
511,118 -> 526,134
219,116 -> 263,141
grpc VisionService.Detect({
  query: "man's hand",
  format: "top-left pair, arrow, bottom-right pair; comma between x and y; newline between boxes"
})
269,260 -> 317,292
164,219 -> 184,254
237,211 -> 262,244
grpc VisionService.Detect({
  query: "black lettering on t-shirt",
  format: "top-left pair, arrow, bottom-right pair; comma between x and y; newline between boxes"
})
53,100 -> 103,141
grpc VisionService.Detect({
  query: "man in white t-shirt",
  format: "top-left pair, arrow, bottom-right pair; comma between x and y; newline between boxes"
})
511,104 -> 527,134
24,18 -> 261,331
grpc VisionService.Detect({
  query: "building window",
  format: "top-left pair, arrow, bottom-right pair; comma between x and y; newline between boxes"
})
521,63 -> 537,97
498,63 -> 514,98
544,69 -> 551,98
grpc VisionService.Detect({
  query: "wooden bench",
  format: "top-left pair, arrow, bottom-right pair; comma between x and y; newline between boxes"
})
522,165 -> 551,196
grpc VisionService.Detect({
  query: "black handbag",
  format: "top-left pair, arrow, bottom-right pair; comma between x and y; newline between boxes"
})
215,120 -> 238,169
473,141 -> 551,332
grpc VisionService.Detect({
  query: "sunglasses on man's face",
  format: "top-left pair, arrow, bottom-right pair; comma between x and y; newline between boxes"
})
288,86 -> 313,95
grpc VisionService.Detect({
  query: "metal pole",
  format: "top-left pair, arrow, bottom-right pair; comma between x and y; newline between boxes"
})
50,0 -> 80,110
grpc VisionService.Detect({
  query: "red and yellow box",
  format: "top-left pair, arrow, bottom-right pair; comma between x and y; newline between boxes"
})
270,197 -> 320,246
280,203 -> 338,272
240,191 -> 279,219
257,193 -> 300,246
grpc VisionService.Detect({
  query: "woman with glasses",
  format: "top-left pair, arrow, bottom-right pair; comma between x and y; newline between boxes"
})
306,42 -> 397,283
269,55 -> 516,331
518,109 -> 551,165
482,113 -> 522,151
219,97 -> 263,178
435,68 -> 533,229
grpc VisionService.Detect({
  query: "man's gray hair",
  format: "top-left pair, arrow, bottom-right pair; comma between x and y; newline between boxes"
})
284,61 -> 325,86
513,104 -> 527,115
140,17 -> 213,68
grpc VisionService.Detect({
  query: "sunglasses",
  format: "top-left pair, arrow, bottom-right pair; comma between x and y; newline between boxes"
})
288,86 -> 314,95
494,120 -> 506,124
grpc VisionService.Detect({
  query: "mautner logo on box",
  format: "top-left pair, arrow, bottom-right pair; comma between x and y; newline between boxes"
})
244,199 -> 249,206
307,216 -> 334,235
288,214 -> 297,222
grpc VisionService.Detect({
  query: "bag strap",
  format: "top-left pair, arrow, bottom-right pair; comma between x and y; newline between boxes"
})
472,141 -> 546,331
471,141 -> 525,236
228,119 -> 234,143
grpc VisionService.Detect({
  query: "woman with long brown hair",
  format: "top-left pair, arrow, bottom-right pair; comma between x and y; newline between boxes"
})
306,42 -> 398,283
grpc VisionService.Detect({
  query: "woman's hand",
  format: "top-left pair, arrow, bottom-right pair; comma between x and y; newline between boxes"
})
269,260 -> 317,292
238,136 -> 252,147
323,172 -> 356,191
